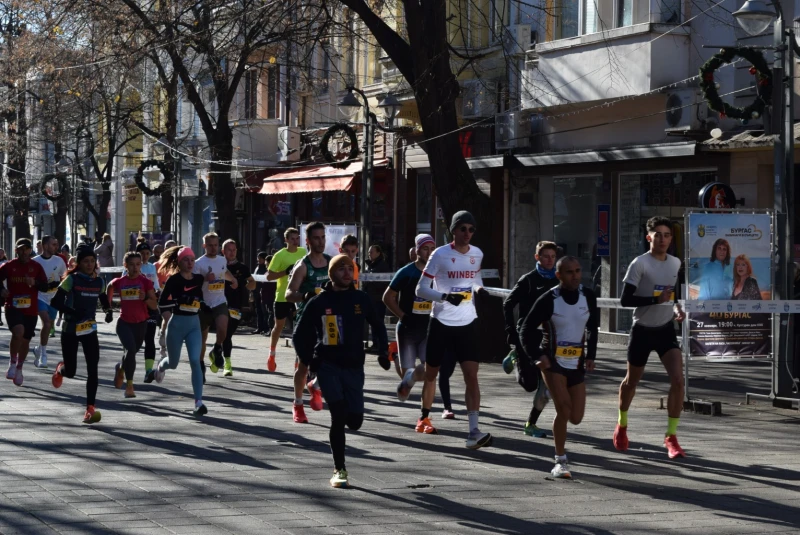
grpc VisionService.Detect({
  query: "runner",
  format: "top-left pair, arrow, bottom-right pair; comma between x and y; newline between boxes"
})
293,254 -> 389,488
502,241 -> 560,438
32,235 -> 67,368
134,241 -> 164,378
147,245 -> 208,416
107,251 -> 158,398
383,234 -> 436,432
519,256 -> 599,478
415,211 -> 492,449
193,233 -> 237,376
266,228 -> 306,371
615,216 -> 686,459
221,239 -> 256,377
0,238 -> 56,386
339,235 -> 359,288
50,246 -> 114,423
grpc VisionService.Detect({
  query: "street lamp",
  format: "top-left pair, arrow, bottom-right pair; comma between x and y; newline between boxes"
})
56,155 -> 76,251
377,94 -> 402,127
733,3 -> 800,405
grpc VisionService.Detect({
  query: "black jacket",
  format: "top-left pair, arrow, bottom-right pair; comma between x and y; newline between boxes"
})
503,269 -> 559,347
293,281 -> 388,368
364,256 -> 391,301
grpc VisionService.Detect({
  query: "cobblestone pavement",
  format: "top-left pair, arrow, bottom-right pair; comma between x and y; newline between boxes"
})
1,321 -> 799,535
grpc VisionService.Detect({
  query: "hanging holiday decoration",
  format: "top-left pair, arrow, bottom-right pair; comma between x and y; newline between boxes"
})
320,123 -> 359,164
41,173 -> 69,202
134,159 -> 173,196
699,47 -> 772,122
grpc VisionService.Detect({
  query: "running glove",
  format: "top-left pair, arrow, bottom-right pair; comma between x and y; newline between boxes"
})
377,353 -> 391,370
444,293 -> 465,306
48,281 -> 61,290
104,309 -> 113,323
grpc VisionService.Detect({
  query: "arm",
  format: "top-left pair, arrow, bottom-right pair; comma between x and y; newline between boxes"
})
245,276 -> 256,292
383,287 -> 404,320
145,288 -> 158,310
519,294 -> 553,363
106,280 -> 115,303
158,278 -> 176,311
267,269 -> 289,281
50,288 -> 74,315
285,261 -> 308,303
620,283 -> 660,308
502,276 -> 528,346
365,297 -> 389,356
292,299 -> 318,365
415,273 -> 445,303
584,288 -> 600,368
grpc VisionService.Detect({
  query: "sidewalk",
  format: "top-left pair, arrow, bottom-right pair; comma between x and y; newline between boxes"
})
0,321 -> 799,535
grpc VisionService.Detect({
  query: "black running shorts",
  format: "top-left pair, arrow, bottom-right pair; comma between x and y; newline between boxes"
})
425,318 -> 479,368
627,322 -> 679,367
273,301 -> 294,320
545,361 -> 585,389
6,308 -> 37,340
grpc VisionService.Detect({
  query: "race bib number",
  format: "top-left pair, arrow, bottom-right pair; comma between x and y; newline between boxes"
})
179,300 -> 200,313
653,285 -> 675,300
229,308 -> 242,320
322,314 -> 344,345
450,287 -> 473,303
208,281 -> 225,292
555,343 -> 583,359
412,297 -> 432,314
76,320 -> 97,337
121,288 -> 141,301
13,296 -> 31,309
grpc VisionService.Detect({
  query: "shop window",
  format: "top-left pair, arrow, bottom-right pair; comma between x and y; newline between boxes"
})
416,173 -> 432,233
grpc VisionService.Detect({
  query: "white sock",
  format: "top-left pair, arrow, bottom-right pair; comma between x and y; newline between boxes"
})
294,398 -> 303,406
556,454 -> 567,463
468,410 -> 479,432
41,345 -> 47,356
195,399 -> 203,408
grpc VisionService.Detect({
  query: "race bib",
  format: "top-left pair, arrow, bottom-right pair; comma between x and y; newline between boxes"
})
322,314 -> 344,345
13,295 -> 31,309
450,287 -> 473,303
121,288 -> 141,301
208,281 -> 225,292
76,320 -> 97,337
653,285 -> 675,300
179,300 -> 200,313
555,343 -> 583,359
229,308 -> 242,320
412,297 -> 432,314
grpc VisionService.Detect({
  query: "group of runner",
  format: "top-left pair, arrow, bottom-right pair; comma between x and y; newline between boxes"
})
0,213 -> 689,489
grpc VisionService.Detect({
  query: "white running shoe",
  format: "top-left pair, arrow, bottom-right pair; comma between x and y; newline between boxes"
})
397,369 -> 414,402
6,359 -> 17,380
155,367 -> 166,383
465,429 -> 493,450
33,347 -> 48,369
551,458 -> 571,479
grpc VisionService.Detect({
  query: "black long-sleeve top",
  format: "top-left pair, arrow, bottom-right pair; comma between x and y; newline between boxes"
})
158,273 -> 206,315
503,269 -> 559,347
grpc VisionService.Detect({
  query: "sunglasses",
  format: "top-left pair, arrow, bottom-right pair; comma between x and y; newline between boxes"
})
459,226 -> 476,233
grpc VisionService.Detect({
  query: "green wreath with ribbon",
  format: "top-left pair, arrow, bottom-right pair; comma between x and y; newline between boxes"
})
134,159 -> 173,196
41,173 -> 69,202
699,47 -> 772,124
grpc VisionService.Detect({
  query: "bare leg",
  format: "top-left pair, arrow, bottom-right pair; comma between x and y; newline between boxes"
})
618,362 -> 646,412
660,349 -> 684,418
460,361 -> 480,412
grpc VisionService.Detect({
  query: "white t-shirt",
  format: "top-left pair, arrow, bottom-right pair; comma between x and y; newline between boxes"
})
33,254 -> 66,305
137,263 -> 161,292
622,252 -> 681,328
193,255 -> 229,308
418,243 -> 484,327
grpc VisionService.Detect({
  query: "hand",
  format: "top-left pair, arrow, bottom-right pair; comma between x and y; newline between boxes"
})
206,266 -> 215,282
378,353 -> 391,371
48,281 -> 60,290
303,291 -> 316,302
230,278 -> 238,290
585,359 -> 596,372
444,293 -> 465,306
535,355 -> 551,371
674,305 -> 686,323
657,286 -> 673,304
104,310 -> 113,324
178,294 -> 196,305
24,276 -> 35,287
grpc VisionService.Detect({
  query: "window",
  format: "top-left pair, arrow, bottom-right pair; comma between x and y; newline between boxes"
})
267,66 -> 279,119
490,0 -> 508,42
416,173 -> 432,232
584,0 -> 598,34
655,0 -> 681,24
617,0 -> 632,27
322,43 -> 330,93
244,67 -> 258,120
557,0 -> 579,39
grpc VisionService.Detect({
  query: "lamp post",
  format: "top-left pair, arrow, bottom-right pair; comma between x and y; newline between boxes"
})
733,0 -> 800,404
56,155 -> 75,251
337,88 -> 402,268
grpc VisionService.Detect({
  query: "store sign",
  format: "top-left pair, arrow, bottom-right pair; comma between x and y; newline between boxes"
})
698,182 -> 736,209
124,185 -> 141,203
298,223 -> 359,259
686,212 -> 772,358
596,204 -> 610,256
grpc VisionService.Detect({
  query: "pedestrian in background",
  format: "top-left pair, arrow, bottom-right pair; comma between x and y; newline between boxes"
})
95,233 -> 115,268
364,244 -> 390,350
252,251 -> 269,334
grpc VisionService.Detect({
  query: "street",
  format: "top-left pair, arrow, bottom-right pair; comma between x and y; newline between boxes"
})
1,320 -> 799,535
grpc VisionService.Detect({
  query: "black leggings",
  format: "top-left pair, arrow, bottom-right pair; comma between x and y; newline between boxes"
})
143,315 -> 160,362
328,400 -> 364,471
438,352 -> 457,410
60,331 -> 100,406
222,316 -> 241,358
116,319 -> 146,381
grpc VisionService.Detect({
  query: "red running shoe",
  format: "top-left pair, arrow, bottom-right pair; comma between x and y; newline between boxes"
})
415,417 -> 437,434
308,382 -> 323,411
664,434 -> 686,458
267,354 -> 277,372
113,362 -> 124,389
52,362 -> 64,389
613,424 -> 629,452
292,403 -> 308,423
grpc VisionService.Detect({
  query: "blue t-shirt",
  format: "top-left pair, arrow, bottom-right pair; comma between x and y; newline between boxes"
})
389,262 -> 432,330
699,261 -> 732,300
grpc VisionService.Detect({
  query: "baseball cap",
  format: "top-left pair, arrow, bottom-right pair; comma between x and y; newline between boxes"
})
15,238 -> 32,250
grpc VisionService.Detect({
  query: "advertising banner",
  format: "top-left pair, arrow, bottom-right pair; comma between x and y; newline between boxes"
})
298,223 -> 358,259
686,212 -> 772,358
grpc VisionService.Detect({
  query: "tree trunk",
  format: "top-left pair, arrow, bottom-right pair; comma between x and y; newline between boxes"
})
9,87 -> 30,238
53,194 -> 67,245
208,130 -> 237,241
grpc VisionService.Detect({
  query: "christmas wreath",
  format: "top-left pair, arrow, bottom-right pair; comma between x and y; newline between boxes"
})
699,47 -> 772,123
134,159 -> 172,196
41,173 -> 68,202
320,123 -> 359,164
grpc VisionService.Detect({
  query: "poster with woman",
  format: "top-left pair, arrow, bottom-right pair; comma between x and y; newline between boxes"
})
686,212 -> 772,357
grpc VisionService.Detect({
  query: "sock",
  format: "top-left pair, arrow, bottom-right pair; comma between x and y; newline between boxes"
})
294,398 -> 303,406
421,408 -> 430,420
126,380 -> 133,387
195,399 -> 203,408
527,406 -> 542,426
666,417 -> 680,436
618,410 -> 628,427
9,354 -> 17,365
468,410 -> 479,432
145,358 -> 155,371
41,345 -> 47,356
270,346 -> 276,355
556,454 -> 567,463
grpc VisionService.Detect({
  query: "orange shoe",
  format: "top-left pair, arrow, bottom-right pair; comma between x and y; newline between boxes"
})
308,382 -> 323,411
83,406 -> 101,424
664,434 -> 686,458
613,424 -> 629,452
267,354 -> 277,372
415,417 -> 437,434
52,362 -> 64,389
124,384 -> 136,398
292,403 -> 308,423
113,362 -> 124,389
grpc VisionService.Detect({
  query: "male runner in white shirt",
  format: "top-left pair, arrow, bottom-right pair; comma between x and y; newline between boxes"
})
33,235 -> 67,368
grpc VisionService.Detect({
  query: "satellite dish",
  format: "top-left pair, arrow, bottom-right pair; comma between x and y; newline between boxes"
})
665,93 -> 683,127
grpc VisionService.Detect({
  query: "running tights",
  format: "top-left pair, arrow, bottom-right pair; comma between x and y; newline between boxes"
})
116,319 -> 146,381
143,315 -> 159,363
159,314 -> 203,400
222,316 -> 240,358
60,332 -> 100,406
439,352 -> 457,410
328,400 -> 364,471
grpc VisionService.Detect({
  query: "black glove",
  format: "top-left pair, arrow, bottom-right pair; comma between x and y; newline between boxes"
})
61,305 -> 77,317
48,281 -> 60,290
378,352 -> 391,371
516,354 -> 539,393
104,309 -> 113,324
303,291 -> 316,302
444,293 -> 465,306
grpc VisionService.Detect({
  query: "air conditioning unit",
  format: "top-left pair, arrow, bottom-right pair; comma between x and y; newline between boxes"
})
495,111 -> 531,151
461,81 -> 493,119
664,89 -> 710,134
278,126 -> 301,162
504,24 -> 532,57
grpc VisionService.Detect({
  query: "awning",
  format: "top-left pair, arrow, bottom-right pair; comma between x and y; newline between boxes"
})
508,141 -> 696,167
255,159 -> 388,195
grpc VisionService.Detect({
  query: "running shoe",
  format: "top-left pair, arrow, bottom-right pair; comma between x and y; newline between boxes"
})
211,346 -> 224,369
664,434 -> 686,459
32,346 -> 41,366
155,367 -> 165,384
143,369 -> 152,382
52,362 -> 64,389
6,358 -> 17,380
36,352 -> 48,369
124,384 -> 136,398
308,381 -> 323,411
613,424 -> 629,452
533,379 -> 550,412
466,429 -> 493,450
267,354 -> 277,372
83,406 -> 101,424
442,408 -> 455,420
208,352 -> 219,374
193,402 -> 208,417
330,469 -> 349,488
223,358 -> 233,377
144,369 -> 156,384
551,458 -> 571,479
49,325 -> 56,337
502,350 -> 517,374
523,422 -> 547,438
113,362 -> 125,389
415,417 -> 437,434
13,367 -> 23,386
397,369 -> 414,402
293,403 -> 308,423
